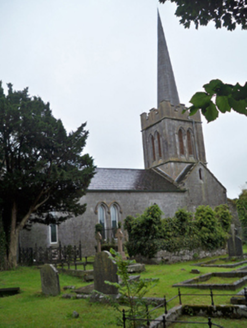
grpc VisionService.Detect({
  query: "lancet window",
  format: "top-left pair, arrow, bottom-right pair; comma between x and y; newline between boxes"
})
178,129 -> 185,155
155,131 -> 162,158
98,204 -> 107,239
110,204 -> 118,230
151,135 -> 156,161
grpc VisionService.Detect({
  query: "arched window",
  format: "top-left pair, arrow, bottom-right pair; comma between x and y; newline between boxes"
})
98,204 -> 106,239
157,132 -> 162,158
187,129 -> 193,156
151,135 -> 156,161
178,129 -> 185,155
110,204 -> 118,232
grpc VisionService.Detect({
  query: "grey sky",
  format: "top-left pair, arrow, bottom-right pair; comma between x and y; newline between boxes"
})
0,0 -> 246,199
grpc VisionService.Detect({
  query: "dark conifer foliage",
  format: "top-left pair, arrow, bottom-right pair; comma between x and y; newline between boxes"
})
0,82 -> 96,267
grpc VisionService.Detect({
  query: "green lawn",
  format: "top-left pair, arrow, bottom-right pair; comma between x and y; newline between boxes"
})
1,253 -> 247,327
0,266 -> 117,328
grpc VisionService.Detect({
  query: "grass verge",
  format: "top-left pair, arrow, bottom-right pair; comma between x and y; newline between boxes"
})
1,251 -> 247,327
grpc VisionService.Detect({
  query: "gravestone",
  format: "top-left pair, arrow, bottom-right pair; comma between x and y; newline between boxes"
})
40,264 -> 60,296
115,228 -> 127,260
93,251 -> 118,295
228,224 -> 243,258
127,263 -> 145,273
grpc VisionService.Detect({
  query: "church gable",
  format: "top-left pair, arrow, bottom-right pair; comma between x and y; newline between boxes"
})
177,162 -> 227,210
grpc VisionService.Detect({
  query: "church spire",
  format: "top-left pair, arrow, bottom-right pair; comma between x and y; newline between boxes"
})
157,10 -> 180,107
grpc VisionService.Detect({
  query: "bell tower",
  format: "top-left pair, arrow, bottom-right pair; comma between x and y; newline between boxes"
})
141,11 -> 207,180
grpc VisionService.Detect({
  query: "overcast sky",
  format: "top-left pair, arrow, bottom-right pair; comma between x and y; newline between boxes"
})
0,0 -> 246,199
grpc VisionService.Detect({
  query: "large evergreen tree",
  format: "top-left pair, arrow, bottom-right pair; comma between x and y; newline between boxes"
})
0,82 -> 95,268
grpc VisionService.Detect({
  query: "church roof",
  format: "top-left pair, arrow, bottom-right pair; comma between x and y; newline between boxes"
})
176,164 -> 195,184
88,168 -> 184,192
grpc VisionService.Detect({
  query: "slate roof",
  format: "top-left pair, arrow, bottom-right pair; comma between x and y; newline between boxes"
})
176,164 -> 195,184
88,168 -> 183,192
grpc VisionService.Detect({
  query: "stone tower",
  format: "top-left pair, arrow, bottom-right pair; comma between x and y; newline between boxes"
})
140,11 -> 207,180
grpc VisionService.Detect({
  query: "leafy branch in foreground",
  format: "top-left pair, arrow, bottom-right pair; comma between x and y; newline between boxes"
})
159,0 -> 247,31
184,79 -> 247,122
105,249 -> 159,328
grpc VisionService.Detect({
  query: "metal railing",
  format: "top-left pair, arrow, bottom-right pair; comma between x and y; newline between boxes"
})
122,309 -> 224,327
122,287 -> 247,327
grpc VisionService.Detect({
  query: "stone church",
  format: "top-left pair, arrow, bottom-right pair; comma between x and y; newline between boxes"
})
19,13 -> 227,255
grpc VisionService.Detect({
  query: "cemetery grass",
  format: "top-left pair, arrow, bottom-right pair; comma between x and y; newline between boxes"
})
141,258 -> 247,310
0,266 -> 117,328
1,254 -> 247,327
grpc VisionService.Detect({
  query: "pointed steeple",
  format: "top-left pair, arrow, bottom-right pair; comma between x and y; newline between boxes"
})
157,10 -> 180,107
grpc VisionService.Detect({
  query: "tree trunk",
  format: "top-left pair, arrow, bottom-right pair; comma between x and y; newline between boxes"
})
0,216 -> 7,270
7,201 -> 18,269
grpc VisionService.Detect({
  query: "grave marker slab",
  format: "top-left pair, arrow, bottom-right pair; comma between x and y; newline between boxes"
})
40,264 -> 60,296
93,251 -> 118,295
228,224 -> 243,258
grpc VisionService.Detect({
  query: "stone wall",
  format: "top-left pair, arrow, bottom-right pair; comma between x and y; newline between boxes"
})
135,248 -> 227,264
19,190 -> 186,255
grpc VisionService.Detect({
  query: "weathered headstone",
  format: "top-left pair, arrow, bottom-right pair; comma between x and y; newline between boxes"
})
95,232 -> 102,253
115,228 -> 127,260
93,251 -> 118,295
228,224 -> 243,258
40,264 -> 60,296
127,263 -> 145,273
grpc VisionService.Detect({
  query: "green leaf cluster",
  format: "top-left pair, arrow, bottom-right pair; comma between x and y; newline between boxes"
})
237,189 -> 247,225
194,205 -> 228,250
161,209 -> 201,253
105,249 -> 159,327
186,79 -> 247,122
159,0 -> 247,31
236,189 -> 247,241
214,204 -> 232,233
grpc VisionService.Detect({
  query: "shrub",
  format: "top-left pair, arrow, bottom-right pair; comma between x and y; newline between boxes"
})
95,223 -> 103,234
195,205 -> 225,250
236,189 -> 247,242
161,209 -> 200,253
214,204 -> 232,233
124,204 -> 164,258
